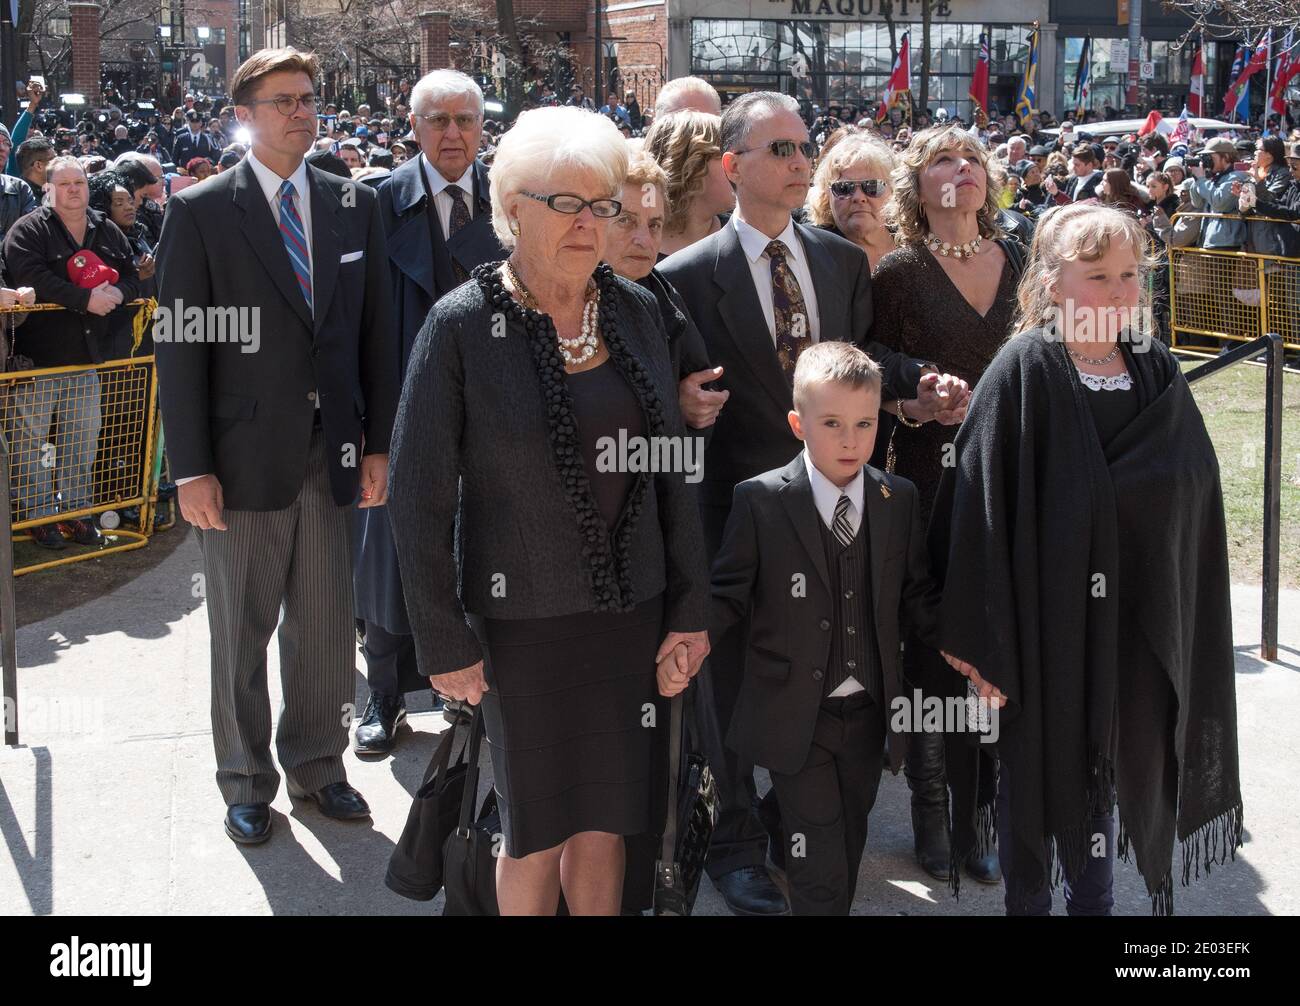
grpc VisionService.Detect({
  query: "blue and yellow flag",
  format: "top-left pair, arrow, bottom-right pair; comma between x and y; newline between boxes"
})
1016,24 -> 1041,125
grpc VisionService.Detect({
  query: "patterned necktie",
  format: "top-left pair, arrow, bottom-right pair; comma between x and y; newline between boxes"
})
448,187 -> 470,283
833,493 -> 856,549
278,179 -> 312,310
766,239 -> 810,379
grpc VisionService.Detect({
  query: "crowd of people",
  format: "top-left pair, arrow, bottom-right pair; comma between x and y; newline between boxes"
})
0,50 -> 1270,916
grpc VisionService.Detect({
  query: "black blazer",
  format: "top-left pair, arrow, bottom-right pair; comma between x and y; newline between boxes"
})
171,130 -> 221,167
657,220 -> 922,512
710,455 -> 941,776
154,157 -> 398,510
387,265 -> 710,678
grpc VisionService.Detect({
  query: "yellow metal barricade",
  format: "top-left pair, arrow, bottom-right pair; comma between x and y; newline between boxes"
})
1168,212 -> 1300,351
2,300 -> 161,574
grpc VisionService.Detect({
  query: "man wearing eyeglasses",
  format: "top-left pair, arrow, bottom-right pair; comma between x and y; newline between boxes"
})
154,47 -> 399,845
659,90 -> 969,918
351,69 -> 505,756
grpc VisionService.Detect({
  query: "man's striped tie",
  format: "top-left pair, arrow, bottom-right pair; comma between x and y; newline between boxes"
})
278,179 -> 312,309
833,493 -> 856,548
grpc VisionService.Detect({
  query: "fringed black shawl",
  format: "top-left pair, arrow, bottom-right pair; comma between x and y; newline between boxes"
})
929,329 -> 1242,914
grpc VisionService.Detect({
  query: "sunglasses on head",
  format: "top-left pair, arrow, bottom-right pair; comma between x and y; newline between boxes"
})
830,179 -> 888,198
735,139 -> 816,159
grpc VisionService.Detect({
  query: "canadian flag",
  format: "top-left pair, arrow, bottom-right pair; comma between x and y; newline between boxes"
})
875,32 -> 911,123
1188,42 -> 1204,116
1271,30 -> 1298,115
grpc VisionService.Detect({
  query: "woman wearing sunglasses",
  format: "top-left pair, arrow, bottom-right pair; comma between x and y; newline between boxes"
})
388,106 -> 710,915
805,127 -> 897,272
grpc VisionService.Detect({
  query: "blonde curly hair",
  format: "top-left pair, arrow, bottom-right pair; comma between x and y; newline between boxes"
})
1013,203 -> 1158,338
805,129 -> 895,228
888,123 -> 1005,244
642,109 -> 722,235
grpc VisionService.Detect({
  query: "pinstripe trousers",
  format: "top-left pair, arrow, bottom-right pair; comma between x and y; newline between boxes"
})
196,429 -> 356,806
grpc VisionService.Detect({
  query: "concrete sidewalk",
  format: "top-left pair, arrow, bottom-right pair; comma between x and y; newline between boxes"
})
1,532 -> 1296,915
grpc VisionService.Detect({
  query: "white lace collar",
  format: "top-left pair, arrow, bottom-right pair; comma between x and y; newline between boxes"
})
1076,369 -> 1133,391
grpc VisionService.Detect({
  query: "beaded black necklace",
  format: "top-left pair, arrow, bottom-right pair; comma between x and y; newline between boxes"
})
474,261 -> 667,613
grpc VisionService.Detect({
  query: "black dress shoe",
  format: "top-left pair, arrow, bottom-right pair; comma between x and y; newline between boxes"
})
965,849 -> 1002,884
911,804 -> 952,881
715,866 -> 790,916
287,780 -> 371,820
224,803 -> 272,844
65,519 -> 103,547
353,692 -> 406,755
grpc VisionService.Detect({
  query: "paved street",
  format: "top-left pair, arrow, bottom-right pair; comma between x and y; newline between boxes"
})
1,531 -> 1296,916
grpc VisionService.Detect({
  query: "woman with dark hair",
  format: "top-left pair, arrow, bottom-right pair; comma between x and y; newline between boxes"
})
868,123 -> 1023,889
1236,135 -> 1300,257
1098,168 -> 1151,215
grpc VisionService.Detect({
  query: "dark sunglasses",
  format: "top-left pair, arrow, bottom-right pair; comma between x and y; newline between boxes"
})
831,179 -> 888,198
735,139 -> 816,159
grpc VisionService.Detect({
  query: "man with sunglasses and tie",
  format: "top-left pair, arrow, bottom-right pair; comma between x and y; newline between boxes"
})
659,91 -> 969,916
352,69 -> 505,755
155,48 -> 398,845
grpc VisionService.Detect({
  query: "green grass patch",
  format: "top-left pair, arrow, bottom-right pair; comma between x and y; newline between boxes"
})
1181,356 -> 1300,587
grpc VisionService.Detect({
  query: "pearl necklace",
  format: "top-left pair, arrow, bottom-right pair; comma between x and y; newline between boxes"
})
924,231 -> 982,260
502,259 -> 601,367
1067,344 -> 1121,365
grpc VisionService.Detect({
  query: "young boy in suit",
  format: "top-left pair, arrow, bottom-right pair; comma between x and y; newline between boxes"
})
707,341 -> 942,915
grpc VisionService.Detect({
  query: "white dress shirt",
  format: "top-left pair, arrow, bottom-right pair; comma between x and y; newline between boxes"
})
803,448 -> 865,697
421,156 -> 475,241
731,211 -> 821,346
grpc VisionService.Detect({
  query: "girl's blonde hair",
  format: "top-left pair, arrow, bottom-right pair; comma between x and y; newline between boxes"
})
642,109 -> 722,234
1013,203 -> 1158,337
889,123 -> 1005,243
805,129 -> 895,227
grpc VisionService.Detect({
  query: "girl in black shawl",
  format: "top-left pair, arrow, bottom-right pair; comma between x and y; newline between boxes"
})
933,203 -> 1243,915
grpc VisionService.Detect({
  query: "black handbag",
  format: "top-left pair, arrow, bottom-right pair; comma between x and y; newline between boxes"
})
384,712 -> 478,901
441,707 -> 503,916
653,688 -> 718,916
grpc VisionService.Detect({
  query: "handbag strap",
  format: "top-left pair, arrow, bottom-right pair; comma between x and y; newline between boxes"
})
659,693 -> 683,865
995,236 -> 1026,281
455,706 -> 487,837
421,716 -> 461,789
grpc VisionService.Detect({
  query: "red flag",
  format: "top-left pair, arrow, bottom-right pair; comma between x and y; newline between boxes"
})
1271,31 -> 1298,116
876,32 -> 911,123
1138,110 -> 1163,136
968,33 -> 990,127
1188,42 -> 1204,116
1224,43 -> 1269,115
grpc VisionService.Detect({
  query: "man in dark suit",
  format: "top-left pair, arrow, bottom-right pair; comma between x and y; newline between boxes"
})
154,47 -> 398,845
351,68 -> 505,755
710,342 -> 943,914
170,109 -> 221,168
658,90 -> 967,916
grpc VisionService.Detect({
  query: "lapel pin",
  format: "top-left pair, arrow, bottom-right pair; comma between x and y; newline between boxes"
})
880,484 -> 891,499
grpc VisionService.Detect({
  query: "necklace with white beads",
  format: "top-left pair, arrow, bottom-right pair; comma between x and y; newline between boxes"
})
503,258 -> 600,367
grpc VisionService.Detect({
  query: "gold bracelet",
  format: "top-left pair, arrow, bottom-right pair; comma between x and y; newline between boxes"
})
895,401 -> 924,428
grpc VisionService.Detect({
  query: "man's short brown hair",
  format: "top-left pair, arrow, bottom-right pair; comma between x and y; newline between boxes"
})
792,342 -> 882,413
1072,142 -> 1098,164
231,47 -> 320,107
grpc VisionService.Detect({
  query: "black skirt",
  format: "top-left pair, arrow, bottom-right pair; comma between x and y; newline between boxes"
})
470,593 -> 668,859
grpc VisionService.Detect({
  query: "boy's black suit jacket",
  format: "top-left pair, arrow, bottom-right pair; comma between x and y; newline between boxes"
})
709,454 -> 942,776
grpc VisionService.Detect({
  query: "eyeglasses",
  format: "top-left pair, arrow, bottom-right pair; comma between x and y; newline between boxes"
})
244,94 -> 317,116
418,112 -> 482,131
734,139 -> 816,159
831,179 -> 888,198
520,190 -> 623,217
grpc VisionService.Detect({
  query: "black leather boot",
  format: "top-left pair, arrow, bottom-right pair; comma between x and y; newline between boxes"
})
905,730 -> 951,881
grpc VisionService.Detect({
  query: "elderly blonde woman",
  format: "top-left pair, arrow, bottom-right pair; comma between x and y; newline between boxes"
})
387,106 -> 710,916
868,123 -> 1024,890
805,127 -> 897,271
643,109 -> 735,256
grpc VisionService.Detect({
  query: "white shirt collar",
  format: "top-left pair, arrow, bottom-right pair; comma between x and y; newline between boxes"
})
421,155 -> 473,200
245,149 -> 310,207
803,448 -> 865,533
732,209 -> 800,264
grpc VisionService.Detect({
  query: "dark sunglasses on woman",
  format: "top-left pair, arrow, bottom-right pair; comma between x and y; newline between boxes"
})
830,179 -> 889,198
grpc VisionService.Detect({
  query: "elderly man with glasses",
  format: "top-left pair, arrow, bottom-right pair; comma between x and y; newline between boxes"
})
350,69 -> 506,756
